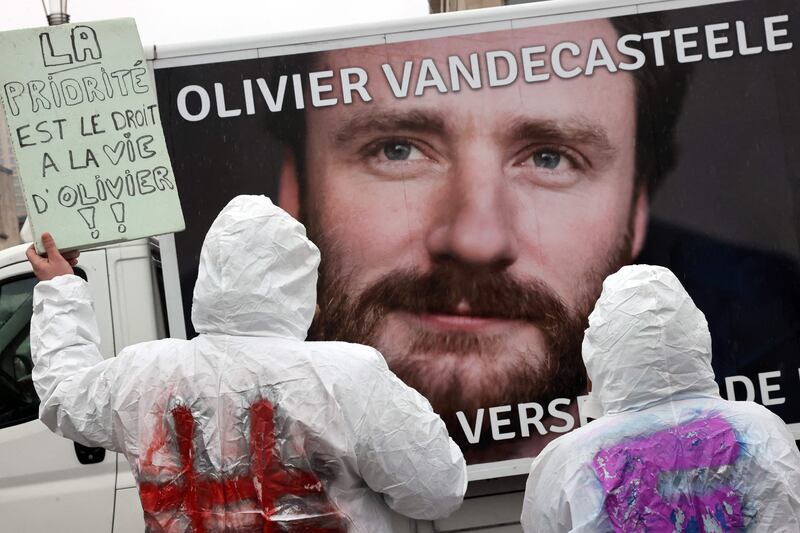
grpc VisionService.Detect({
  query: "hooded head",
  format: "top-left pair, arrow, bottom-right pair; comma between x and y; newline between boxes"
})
192,195 -> 320,339
582,265 -> 720,416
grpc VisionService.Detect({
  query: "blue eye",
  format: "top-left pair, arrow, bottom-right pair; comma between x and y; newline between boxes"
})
383,142 -> 413,161
533,150 -> 562,170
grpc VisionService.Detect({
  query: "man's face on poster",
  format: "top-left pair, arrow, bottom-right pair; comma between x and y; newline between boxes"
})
283,19 -> 648,442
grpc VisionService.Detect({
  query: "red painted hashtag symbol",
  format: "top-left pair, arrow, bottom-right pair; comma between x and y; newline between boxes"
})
138,399 -> 348,532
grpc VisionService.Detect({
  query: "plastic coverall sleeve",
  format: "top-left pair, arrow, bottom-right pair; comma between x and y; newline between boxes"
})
521,444 -> 573,533
737,408 -> 800,531
348,348 -> 467,520
521,432 -> 613,533
30,274 -> 124,452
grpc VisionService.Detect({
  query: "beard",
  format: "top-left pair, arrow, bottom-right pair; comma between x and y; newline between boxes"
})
306,216 -> 634,445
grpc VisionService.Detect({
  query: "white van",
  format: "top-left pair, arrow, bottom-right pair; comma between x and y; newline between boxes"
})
1,0 -> 798,530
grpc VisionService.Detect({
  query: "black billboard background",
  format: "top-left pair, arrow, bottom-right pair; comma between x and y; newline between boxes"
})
155,0 -> 800,438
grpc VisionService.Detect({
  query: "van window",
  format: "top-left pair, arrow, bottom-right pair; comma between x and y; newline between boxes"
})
0,269 -> 86,429
0,275 -> 38,429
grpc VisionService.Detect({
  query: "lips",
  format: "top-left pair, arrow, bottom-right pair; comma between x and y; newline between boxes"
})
414,300 -> 518,333
418,313 -> 512,332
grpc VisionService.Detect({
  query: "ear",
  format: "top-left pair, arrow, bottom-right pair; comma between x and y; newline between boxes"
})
631,187 -> 649,259
278,150 -> 301,220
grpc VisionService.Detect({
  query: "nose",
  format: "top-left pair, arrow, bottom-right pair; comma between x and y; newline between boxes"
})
425,157 -> 519,270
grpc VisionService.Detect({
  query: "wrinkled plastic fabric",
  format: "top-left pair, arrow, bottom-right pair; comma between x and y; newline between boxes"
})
31,195 -> 467,533
521,265 -> 800,533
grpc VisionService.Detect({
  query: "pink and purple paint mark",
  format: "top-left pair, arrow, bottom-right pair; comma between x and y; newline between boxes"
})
593,415 -> 746,532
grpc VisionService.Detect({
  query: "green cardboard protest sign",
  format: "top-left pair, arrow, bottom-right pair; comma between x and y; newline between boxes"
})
0,18 -> 184,252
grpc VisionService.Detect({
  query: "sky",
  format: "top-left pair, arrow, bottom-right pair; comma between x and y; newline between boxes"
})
0,0 -> 430,46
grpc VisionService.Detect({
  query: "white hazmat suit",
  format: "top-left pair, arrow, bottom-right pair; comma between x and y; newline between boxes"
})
521,265 -> 800,533
31,195 -> 467,532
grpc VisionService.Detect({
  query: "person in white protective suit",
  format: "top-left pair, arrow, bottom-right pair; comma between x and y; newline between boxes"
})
520,264 -> 800,533
27,195 -> 467,532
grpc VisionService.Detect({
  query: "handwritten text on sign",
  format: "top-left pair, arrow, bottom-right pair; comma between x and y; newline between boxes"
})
0,19 -> 184,252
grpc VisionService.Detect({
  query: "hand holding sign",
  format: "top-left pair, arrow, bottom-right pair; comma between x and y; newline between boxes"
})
26,232 -> 80,281
0,19 -> 184,253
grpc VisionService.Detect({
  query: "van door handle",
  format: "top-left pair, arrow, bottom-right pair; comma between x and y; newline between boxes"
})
74,442 -> 106,465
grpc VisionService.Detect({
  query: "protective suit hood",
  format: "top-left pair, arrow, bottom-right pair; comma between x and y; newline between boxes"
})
191,195 -> 320,339
582,265 -> 720,415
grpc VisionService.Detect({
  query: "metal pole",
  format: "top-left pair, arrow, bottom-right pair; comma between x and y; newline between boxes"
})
44,0 -> 70,25
47,13 -> 70,25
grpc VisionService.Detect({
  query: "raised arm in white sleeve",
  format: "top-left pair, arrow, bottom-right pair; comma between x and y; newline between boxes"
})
30,274 -> 123,452
347,347 -> 467,520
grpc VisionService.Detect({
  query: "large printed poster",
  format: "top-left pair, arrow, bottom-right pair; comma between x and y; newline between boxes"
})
155,0 -> 800,466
